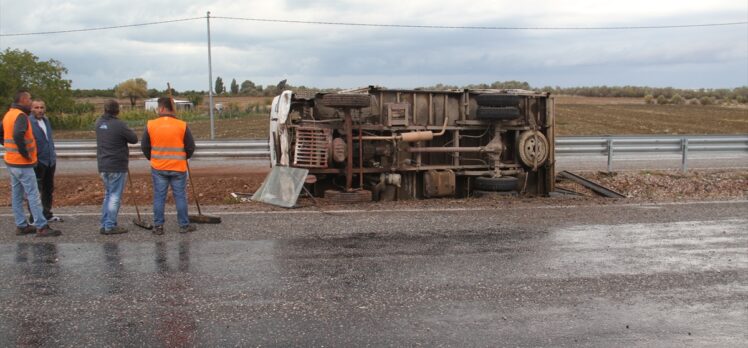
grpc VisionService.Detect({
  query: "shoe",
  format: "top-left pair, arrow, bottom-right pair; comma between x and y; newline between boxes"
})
153,225 -> 164,235
36,225 -> 62,237
49,216 -> 63,222
99,227 -> 105,234
179,224 -> 196,234
102,226 -> 128,235
15,225 -> 37,236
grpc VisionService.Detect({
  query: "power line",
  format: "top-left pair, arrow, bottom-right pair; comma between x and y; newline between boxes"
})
214,16 -> 748,30
0,17 -> 203,37
0,15 -> 746,37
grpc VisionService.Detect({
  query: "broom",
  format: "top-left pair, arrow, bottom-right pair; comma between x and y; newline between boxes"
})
127,169 -> 153,230
166,83 -> 221,224
186,162 -> 221,224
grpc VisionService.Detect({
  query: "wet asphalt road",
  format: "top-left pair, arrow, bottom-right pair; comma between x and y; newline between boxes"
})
0,200 -> 746,347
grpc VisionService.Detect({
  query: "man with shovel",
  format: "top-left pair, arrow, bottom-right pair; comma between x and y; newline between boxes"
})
141,97 -> 196,235
95,100 -> 138,235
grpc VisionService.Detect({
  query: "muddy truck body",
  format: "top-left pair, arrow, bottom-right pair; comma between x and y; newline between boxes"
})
269,86 -> 554,202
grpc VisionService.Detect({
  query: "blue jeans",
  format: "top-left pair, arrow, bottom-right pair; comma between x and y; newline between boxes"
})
151,169 -> 189,227
100,172 -> 127,230
8,166 -> 47,228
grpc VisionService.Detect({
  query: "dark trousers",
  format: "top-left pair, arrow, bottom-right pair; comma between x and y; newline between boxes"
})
28,164 -> 55,220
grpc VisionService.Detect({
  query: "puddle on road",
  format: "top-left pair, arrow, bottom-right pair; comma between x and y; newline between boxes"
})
546,219 -> 748,276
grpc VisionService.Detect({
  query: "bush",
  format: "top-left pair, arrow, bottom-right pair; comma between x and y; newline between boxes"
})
670,94 -> 685,105
699,96 -> 716,106
644,95 -> 655,104
656,95 -> 668,105
687,98 -> 700,105
220,102 -> 241,118
65,102 -> 95,114
49,113 -> 98,130
184,93 -> 203,107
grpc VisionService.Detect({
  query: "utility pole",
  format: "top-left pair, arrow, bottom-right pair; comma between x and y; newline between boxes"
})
206,11 -> 215,139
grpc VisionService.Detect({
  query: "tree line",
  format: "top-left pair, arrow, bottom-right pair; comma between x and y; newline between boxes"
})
2,48 -> 747,113
422,81 -> 748,103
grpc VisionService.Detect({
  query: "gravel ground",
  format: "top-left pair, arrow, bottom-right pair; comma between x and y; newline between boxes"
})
1,169 -> 745,209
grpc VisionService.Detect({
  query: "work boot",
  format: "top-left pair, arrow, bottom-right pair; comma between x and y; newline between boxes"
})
15,225 -> 37,236
179,224 -> 197,234
153,225 -> 164,235
102,226 -> 128,235
36,225 -> 62,237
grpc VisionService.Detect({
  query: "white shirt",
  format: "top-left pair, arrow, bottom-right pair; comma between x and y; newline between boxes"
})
36,117 -> 48,139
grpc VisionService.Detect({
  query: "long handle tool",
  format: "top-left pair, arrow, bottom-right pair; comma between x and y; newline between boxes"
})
127,169 -> 153,229
167,83 -> 222,224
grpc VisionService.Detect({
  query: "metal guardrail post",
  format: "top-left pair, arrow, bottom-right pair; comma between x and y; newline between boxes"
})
681,138 -> 688,172
607,138 -> 614,173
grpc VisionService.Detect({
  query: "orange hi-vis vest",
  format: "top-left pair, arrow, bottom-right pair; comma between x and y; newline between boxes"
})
147,116 -> 188,172
3,107 -> 37,166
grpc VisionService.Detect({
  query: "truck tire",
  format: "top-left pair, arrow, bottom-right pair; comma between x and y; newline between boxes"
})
476,106 -> 521,120
473,176 -> 518,191
475,94 -> 521,107
321,94 -> 371,108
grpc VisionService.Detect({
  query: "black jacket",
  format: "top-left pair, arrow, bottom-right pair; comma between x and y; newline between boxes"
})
95,113 -> 138,172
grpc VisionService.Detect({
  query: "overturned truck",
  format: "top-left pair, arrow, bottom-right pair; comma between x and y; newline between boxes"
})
269,86 -> 555,202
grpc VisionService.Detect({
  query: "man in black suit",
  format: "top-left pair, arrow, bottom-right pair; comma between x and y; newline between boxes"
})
28,100 -> 59,222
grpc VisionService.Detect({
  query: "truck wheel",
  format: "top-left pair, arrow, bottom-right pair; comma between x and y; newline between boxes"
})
476,106 -> 521,120
321,94 -> 371,108
324,189 -> 372,203
473,176 -> 519,191
476,94 -> 521,107
517,130 -> 549,168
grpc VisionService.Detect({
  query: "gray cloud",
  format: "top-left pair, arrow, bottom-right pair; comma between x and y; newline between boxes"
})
1,0 -> 746,90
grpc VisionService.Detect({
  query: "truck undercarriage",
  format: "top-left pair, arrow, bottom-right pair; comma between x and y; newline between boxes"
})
269,86 -> 555,202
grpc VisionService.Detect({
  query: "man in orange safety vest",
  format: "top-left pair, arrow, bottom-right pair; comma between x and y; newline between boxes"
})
141,97 -> 196,235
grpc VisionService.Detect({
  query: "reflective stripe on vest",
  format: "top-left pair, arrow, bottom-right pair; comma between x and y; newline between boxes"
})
3,138 -> 34,144
147,116 -> 188,172
3,108 -> 37,165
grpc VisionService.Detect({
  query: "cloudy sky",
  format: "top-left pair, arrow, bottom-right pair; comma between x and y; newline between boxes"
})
1,0 -> 746,91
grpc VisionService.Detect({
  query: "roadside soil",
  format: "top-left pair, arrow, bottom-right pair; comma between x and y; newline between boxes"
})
1,169 -> 745,209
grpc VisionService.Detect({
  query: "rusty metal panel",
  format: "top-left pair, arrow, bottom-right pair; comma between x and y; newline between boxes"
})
423,170 -> 456,198
386,103 -> 410,126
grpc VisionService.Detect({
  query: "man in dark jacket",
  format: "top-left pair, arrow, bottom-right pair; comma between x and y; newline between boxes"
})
27,99 -> 59,222
95,99 -> 138,235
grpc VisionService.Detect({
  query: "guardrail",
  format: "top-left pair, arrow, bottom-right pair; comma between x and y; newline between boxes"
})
555,135 -> 748,172
45,140 -> 270,159
2,135 -> 746,172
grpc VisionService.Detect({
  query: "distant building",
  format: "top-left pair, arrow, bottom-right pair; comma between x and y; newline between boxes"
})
144,98 -> 194,111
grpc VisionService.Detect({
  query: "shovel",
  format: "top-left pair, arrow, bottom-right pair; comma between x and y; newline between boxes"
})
166,83 -> 222,224
127,170 -> 153,230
